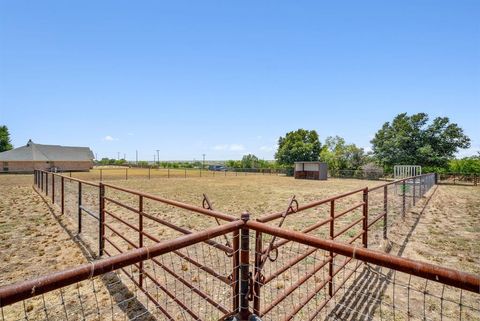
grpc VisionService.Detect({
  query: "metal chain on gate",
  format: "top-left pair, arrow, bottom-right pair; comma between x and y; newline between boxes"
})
202,193 -> 233,256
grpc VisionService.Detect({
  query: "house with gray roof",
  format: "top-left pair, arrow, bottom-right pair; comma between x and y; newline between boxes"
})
0,140 -> 94,173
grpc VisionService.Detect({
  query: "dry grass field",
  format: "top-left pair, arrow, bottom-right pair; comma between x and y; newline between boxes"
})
0,172 -> 478,320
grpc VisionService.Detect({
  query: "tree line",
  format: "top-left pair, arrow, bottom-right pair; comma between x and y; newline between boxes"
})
0,112 -> 478,174
273,113 -> 477,174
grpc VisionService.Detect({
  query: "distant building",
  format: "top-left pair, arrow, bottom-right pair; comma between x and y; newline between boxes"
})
294,161 -> 328,180
0,140 -> 94,173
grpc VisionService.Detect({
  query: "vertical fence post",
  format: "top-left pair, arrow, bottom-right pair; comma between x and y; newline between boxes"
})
383,185 -> 388,239
200,168 -> 202,177
402,180 -> 406,217
168,168 -> 170,178
125,168 -> 128,181
45,173 -> 49,196
412,177 -> 416,206
41,171 -> 44,191
100,169 -> 102,182
61,176 -> 65,214
253,231 -> 262,315
362,188 -> 368,248
329,200 -> 335,297
239,212 -> 250,320
78,182 -> 82,234
99,183 -> 105,257
148,167 -> 151,180
232,228 -> 240,313
139,195 -> 144,288
52,174 -> 55,203
421,175 -> 425,196
184,168 -> 187,179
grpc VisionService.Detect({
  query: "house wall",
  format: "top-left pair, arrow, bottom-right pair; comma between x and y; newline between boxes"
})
1,161 -> 93,173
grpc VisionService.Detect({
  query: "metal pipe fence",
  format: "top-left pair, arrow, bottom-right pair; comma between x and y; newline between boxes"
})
329,169 -> 385,180
62,167 -> 290,182
437,172 -> 478,186
2,171 -> 477,320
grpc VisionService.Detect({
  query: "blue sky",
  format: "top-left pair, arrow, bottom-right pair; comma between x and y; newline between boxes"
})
1,1 -> 479,161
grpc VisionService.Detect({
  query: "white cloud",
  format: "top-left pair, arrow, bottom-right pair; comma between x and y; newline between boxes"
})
213,144 -> 245,151
103,135 -> 117,141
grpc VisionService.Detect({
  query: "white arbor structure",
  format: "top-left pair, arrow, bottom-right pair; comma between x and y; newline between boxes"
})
394,165 -> 422,179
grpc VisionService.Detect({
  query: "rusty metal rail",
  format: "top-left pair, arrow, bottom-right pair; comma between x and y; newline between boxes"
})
1,217 -> 478,320
0,220 -> 243,307
247,221 -> 479,293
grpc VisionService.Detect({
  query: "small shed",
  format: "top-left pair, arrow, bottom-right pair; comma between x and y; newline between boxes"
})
294,161 -> 328,180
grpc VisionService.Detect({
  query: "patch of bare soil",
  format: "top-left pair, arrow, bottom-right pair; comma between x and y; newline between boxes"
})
0,175 -> 87,285
389,185 -> 479,274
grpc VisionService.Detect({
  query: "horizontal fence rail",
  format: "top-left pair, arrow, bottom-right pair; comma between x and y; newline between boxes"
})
56,167 -> 290,182
437,172 -> 478,186
3,170 -> 476,320
1,219 -> 478,320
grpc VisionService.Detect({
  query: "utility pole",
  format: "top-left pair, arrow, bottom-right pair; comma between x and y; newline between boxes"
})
136,150 -> 138,164
156,150 -> 160,167
202,154 -> 206,169
124,153 -> 126,160
117,152 -> 120,160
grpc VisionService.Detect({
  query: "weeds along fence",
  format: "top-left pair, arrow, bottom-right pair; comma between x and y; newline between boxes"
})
62,167 -> 289,182
437,172 -> 478,186
2,171 -> 477,320
329,169 -> 385,180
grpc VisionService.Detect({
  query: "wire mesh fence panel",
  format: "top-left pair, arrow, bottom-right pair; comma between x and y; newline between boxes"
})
99,184 -> 240,320
0,219 -> 242,321
1,253 -> 237,321
1,270 -> 145,321
325,261 -> 479,321
438,173 -> 478,186
367,174 -> 436,249
249,226 -> 479,321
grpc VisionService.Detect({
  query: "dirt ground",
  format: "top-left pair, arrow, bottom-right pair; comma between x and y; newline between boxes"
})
391,184 -> 480,274
0,175 -> 89,285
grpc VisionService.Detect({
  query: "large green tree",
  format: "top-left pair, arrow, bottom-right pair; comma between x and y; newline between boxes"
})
0,125 -> 13,152
371,113 -> 470,169
241,154 -> 259,168
320,136 -> 365,171
275,129 -> 322,165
